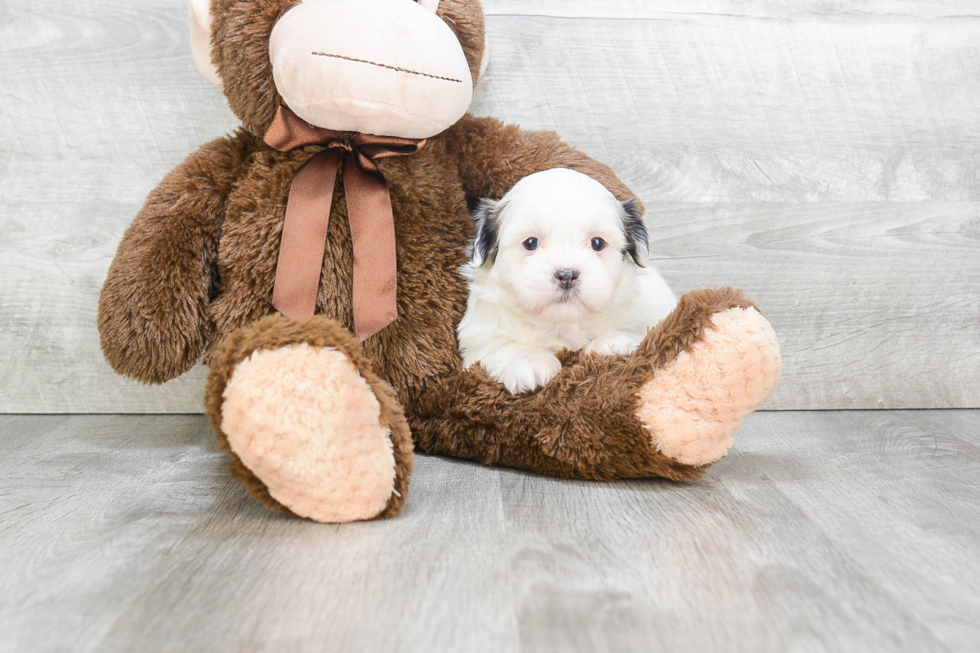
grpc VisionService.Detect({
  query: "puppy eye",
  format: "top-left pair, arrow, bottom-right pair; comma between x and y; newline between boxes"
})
523,237 -> 539,251
591,237 -> 606,252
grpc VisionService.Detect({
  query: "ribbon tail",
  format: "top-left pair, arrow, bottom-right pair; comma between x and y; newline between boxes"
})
344,159 -> 399,341
272,151 -> 340,320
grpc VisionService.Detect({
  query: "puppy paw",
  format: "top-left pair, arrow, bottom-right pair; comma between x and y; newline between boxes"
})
585,331 -> 642,356
486,348 -> 563,394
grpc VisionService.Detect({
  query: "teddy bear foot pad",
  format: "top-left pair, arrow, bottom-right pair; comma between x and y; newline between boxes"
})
637,306 -> 781,467
220,343 -> 398,523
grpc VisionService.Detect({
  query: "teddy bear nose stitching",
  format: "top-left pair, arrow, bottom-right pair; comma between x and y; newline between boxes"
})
311,52 -> 465,85
554,268 -> 580,289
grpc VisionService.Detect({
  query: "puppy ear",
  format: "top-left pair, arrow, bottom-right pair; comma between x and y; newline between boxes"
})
472,198 -> 503,267
621,198 -> 649,267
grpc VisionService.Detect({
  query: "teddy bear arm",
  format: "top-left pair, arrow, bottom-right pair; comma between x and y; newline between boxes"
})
448,114 -> 642,209
98,132 -> 255,384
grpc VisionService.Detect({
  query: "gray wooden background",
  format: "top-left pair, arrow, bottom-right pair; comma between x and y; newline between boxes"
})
1,0 -> 978,413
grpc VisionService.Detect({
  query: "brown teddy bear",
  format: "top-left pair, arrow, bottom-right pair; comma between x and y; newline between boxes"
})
98,0 -> 781,523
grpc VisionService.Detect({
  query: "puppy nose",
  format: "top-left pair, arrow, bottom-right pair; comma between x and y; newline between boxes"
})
554,268 -> 580,289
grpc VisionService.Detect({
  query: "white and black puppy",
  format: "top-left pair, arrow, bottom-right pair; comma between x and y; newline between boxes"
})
458,168 -> 677,394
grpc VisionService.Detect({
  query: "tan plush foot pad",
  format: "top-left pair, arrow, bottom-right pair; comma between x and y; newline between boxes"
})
636,307 -> 781,467
221,343 -> 396,523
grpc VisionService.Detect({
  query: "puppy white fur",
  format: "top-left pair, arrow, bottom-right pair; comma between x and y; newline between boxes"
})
458,168 -> 677,394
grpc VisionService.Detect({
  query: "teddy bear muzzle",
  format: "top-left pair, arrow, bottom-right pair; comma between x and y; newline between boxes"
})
269,0 -> 474,140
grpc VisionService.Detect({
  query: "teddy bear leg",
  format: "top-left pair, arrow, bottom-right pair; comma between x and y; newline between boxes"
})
634,288 -> 782,467
204,315 -> 413,523
413,288 -> 779,481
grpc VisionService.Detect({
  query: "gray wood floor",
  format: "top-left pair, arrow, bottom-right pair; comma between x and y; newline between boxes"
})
1,411 -> 978,653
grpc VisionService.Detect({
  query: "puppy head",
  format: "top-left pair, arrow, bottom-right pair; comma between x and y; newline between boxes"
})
472,168 -> 648,323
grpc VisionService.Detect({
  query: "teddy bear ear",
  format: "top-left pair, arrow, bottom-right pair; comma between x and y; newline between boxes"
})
189,0 -> 222,85
479,33 -> 490,77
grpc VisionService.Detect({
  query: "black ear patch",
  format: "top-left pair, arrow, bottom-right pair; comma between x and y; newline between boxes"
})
621,198 -> 649,267
471,198 -> 504,266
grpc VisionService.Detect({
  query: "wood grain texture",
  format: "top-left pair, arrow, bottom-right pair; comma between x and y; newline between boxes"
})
486,0 -> 980,18
1,412 -> 978,652
651,203 -> 980,409
1,0 -> 978,411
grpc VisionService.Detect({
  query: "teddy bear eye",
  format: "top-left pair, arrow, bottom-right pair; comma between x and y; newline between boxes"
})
523,238 -> 539,251
591,237 -> 606,252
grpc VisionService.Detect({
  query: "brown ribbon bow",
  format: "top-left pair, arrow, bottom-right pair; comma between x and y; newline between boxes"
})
263,105 -> 425,341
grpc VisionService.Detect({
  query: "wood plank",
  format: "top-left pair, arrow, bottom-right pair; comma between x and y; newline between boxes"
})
724,410 -> 980,651
475,8 -> 980,202
649,203 -> 980,410
0,415 -> 517,653
485,0 -> 980,19
0,0 -> 234,414
1,0 -> 979,411
1,412 -> 978,652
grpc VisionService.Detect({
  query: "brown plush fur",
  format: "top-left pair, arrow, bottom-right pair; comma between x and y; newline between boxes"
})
98,130 -> 257,383
98,0 -> 764,520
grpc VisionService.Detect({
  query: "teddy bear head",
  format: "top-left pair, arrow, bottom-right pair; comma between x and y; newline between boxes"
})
190,0 -> 488,139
